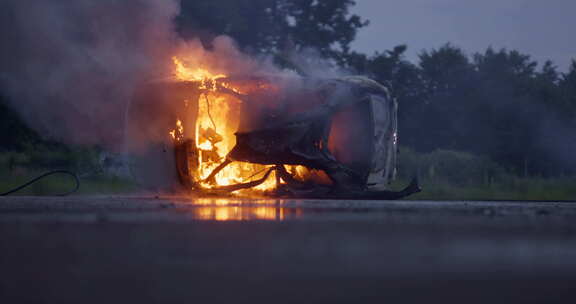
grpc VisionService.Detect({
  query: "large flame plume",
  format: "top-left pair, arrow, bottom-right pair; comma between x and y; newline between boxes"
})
170,55 -> 279,193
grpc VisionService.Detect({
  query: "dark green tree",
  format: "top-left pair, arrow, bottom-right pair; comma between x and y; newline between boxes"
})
471,48 -> 543,175
387,45 -> 573,176
533,60 -> 562,112
417,44 -> 476,152
560,60 -> 576,117
176,0 -> 367,61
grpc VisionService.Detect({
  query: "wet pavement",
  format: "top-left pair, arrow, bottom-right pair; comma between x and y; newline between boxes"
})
1,196 -> 576,303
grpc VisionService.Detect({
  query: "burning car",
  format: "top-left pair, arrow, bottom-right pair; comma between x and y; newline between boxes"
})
126,58 -> 420,199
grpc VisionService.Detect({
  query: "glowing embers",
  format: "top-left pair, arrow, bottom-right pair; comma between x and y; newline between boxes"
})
169,119 -> 184,142
193,91 -> 277,191
170,57 -> 279,194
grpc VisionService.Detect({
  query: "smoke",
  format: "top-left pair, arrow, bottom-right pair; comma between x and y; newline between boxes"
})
0,0 -> 180,150
0,0 -> 350,153
283,47 -> 346,78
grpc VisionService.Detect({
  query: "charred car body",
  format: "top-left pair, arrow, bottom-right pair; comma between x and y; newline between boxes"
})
126,75 -> 420,199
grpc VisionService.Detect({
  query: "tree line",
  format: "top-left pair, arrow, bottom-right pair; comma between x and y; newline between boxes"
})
350,45 -> 576,177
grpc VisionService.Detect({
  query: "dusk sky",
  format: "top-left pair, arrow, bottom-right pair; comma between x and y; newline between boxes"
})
352,0 -> 576,71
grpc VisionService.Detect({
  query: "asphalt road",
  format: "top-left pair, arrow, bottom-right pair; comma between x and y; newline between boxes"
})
1,196 -> 576,303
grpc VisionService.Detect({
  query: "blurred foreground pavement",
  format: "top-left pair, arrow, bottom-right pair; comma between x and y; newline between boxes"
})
1,196 -> 576,303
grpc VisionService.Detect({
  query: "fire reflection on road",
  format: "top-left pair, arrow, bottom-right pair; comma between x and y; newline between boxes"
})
183,198 -> 303,221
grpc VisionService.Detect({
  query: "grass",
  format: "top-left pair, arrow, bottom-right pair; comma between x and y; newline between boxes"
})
0,149 -> 138,195
2,169 -> 575,200
0,171 -> 138,196
391,147 -> 576,201
1,148 -> 575,200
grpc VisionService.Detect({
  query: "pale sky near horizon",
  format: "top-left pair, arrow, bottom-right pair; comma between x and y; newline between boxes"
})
351,0 -> 576,72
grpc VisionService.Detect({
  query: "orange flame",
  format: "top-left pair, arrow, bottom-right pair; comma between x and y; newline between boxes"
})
171,57 -> 277,193
173,57 -> 226,82
169,119 -> 184,141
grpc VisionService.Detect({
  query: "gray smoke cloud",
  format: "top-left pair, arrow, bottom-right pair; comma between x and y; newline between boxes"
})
0,0 -> 347,154
0,0 -> 180,150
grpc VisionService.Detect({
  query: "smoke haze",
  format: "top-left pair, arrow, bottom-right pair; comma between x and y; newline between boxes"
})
0,0 -> 301,151
0,0 -> 180,149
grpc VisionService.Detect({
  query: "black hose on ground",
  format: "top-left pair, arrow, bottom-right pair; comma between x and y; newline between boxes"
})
0,170 -> 80,196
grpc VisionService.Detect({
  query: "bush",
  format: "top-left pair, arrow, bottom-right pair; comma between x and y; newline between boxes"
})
397,147 -> 507,185
392,147 -> 576,200
1,144 -> 103,175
